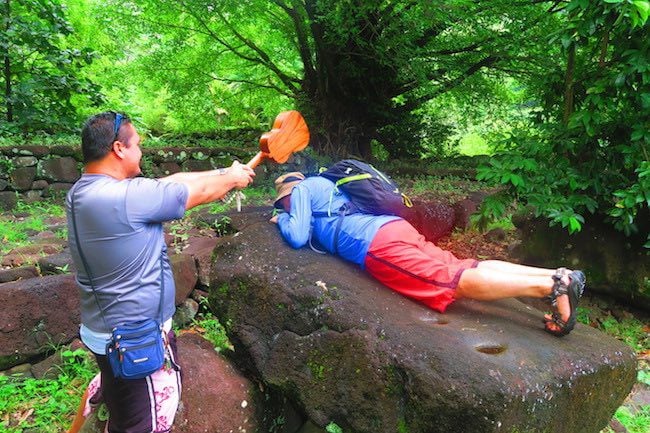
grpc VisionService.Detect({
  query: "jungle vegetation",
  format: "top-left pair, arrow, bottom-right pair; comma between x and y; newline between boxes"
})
0,0 -> 648,245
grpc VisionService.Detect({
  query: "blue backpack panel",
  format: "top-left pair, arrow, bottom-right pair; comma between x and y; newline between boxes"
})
319,159 -> 412,216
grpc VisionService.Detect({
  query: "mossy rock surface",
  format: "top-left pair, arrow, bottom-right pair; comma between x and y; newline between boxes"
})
209,208 -> 637,433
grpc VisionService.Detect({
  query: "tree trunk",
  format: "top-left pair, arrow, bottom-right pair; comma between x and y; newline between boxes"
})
598,30 -> 609,68
299,80 -> 375,160
306,111 -> 374,160
562,43 -> 575,126
3,0 -> 12,123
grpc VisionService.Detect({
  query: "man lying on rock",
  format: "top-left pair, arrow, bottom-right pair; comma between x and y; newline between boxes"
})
269,171 -> 586,337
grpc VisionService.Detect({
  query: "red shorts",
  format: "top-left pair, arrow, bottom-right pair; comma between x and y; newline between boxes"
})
364,220 -> 478,313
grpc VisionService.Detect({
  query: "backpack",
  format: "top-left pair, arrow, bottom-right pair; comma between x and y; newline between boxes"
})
318,159 -> 413,217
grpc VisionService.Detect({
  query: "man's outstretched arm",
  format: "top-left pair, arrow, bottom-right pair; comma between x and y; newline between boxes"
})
160,161 -> 255,210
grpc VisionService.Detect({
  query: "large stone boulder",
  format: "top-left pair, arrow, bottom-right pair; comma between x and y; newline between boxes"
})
0,191 -> 17,210
39,156 -> 79,182
172,332 -> 261,433
170,253 -> 198,306
0,274 -> 80,370
209,209 -> 637,433
9,166 -> 36,191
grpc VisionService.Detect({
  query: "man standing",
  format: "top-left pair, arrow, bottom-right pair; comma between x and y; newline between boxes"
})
66,111 -> 255,432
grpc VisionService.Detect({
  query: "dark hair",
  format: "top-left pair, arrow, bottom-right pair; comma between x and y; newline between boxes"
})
80,111 -> 132,163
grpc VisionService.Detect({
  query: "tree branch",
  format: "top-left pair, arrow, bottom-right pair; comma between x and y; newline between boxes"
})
403,55 -> 501,111
431,37 -> 496,56
212,7 -> 301,92
272,0 -> 316,82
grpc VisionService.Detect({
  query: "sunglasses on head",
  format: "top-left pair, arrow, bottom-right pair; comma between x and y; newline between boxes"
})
113,112 -> 123,142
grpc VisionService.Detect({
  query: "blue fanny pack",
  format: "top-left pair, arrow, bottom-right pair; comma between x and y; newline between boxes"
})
107,318 -> 165,379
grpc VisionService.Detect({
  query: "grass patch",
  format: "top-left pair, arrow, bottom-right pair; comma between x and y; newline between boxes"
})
0,349 -> 96,433
396,174 -> 487,204
602,406 -> 650,433
577,307 -> 648,353
190,307 -> 233,353
0,199 -> 66,255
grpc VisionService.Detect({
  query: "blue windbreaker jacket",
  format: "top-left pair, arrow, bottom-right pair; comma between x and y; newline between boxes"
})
276,176 -> 400,267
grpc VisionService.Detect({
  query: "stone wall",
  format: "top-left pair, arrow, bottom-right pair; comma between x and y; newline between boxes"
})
0,143 -> 259,211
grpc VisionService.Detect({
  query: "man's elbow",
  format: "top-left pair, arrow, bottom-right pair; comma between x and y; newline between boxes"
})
185,185 -> 208,210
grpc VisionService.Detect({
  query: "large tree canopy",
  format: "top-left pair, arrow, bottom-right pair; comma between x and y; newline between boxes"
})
101,0 -> 562,158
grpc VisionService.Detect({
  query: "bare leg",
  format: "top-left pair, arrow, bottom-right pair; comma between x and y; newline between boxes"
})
456,267 -> 552,300
456,265 -> 571,333
477,260 -> 557,277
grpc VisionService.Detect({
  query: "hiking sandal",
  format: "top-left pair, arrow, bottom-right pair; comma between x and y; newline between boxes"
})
544,270 -> 586,337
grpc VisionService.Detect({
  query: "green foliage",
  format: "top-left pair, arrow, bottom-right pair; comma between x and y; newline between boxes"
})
477,1 -> 650,245
598,315 -> 648,353
269,415 -> 286,433
0,132 -> 79,147
0,348 -> 96,433
326,422 -> 344,433
609,161 -> 650,247
213,216 -> 233,237
0,198 -> 66,254
577,305 -> 649,353
639,370 -> 650,387
0,0 -> 102,134
475,131 -> 597,234
397,417 -> 410,433
78,0 -> 294,134
609,406 -> 650,433
0,155 -> 15,174
409,175 -> 483,196
192,308 -> 233,352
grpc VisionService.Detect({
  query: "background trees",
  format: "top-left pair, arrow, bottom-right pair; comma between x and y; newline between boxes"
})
0,0 -> 647,245
476,0 -> 649,247
97,0 -> 561,159
0,0 -> 100,134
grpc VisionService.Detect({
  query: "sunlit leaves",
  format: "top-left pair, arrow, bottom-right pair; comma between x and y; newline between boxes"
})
0,0 -> 100,133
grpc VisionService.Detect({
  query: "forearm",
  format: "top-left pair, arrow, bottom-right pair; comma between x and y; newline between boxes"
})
171,171 -> 238,210
277,212 -> 310,248
160,161 -> 253,210
159,168 -> 227,183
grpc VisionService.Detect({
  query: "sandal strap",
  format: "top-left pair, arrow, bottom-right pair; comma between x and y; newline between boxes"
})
549,267 -> 571,305
549,312 -> 566,327
544,312 -> 571,336
555,267 -> 568,278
